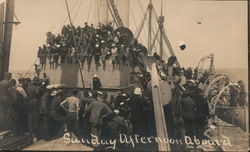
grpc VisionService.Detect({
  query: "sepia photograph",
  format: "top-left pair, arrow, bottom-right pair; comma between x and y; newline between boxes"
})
0,0 -> 248,151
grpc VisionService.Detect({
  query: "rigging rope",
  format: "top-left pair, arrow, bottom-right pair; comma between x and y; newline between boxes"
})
24,58 -> 38,77
87,0 -> 93,23
72,0 -> 85,23
56,0 -> 81,34
64,0 -> 85,88
130,10 -> 143,42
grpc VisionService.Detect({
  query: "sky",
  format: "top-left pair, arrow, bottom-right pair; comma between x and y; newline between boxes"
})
8,0 -> 248,72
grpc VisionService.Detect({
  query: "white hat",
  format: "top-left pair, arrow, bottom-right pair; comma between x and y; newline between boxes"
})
114,109 -> 120,114
95,44 -> 99,47
88,92 -> 93,97
93,74 -> 98,78
112,43 -> 115,46
189,80 -> 196,84
134,87 -> 142,95
51,90 -> 58,96
97,91 -> 103,95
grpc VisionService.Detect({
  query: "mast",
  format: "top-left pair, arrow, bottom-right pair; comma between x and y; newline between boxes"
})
148,0 -> 153,55
1,0 -> 15,80
0,1 -> 5,80
159,0 -> 164,58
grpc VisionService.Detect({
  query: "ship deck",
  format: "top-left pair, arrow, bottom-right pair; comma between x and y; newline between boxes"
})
24,134 -> 93,151
204,117 -> 249,152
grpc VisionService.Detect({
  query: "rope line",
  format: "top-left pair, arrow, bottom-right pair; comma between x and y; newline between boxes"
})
72,0 -> 85,23
86,0 -> 93,23
56,0 -> 81,34
24,58 -> 38,77
130,10 -> 142,42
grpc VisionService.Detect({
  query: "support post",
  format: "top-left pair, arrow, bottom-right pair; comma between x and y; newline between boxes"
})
0,2 -> 5,80
159,0 -> 164,58
2,0 -> 15,79
159,16 -> 164,58
148,0 -> 153,55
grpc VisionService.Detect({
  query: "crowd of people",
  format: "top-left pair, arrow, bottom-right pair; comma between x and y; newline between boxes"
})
0,53 -> 247,151
151,55 -> 210,149
0,72 -> 154,150
1,20 -> 247,150
37,22 -> 146,72
152,54 -> 247,150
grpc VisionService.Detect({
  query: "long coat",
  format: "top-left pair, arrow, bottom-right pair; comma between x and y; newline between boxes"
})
128,95 -> 148,135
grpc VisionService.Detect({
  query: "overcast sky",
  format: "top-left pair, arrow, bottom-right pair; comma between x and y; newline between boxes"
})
9,0 -> 248,72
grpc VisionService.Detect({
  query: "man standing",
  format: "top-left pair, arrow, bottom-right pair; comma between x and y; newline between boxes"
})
129,87 -> 149,136
34,64 -> 41,77
85,91 -> 112,148
26,77 -> 43,141
42,73 -> 50,88
181,89 -> 197,138
92,74 -> 102,90
60,90 -> 81,139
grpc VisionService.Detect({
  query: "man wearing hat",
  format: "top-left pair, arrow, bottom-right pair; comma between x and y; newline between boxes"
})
26,77 -> 43,140
85,90 -> 112,148
94,44 -> 101,70
50,89 -> 66,139
92,74 -> 102,90
111,44 -> 118,71
82,22 -> 90,33
101,46 -> 109,70
129,87 -> 149,136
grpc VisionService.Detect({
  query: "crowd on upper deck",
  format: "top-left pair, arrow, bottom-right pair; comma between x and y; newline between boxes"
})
37,22 -> 147,72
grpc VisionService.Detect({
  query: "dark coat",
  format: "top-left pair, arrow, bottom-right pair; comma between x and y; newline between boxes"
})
93,77 -> 102,90
128,95 -> 148,135
181,96 -> 197,121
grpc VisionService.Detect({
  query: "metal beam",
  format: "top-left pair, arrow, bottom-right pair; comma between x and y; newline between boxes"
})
1,21 -> 21,24
0,2 -> 5,80
148,0 -> 153,55
2,0 -> 15,78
